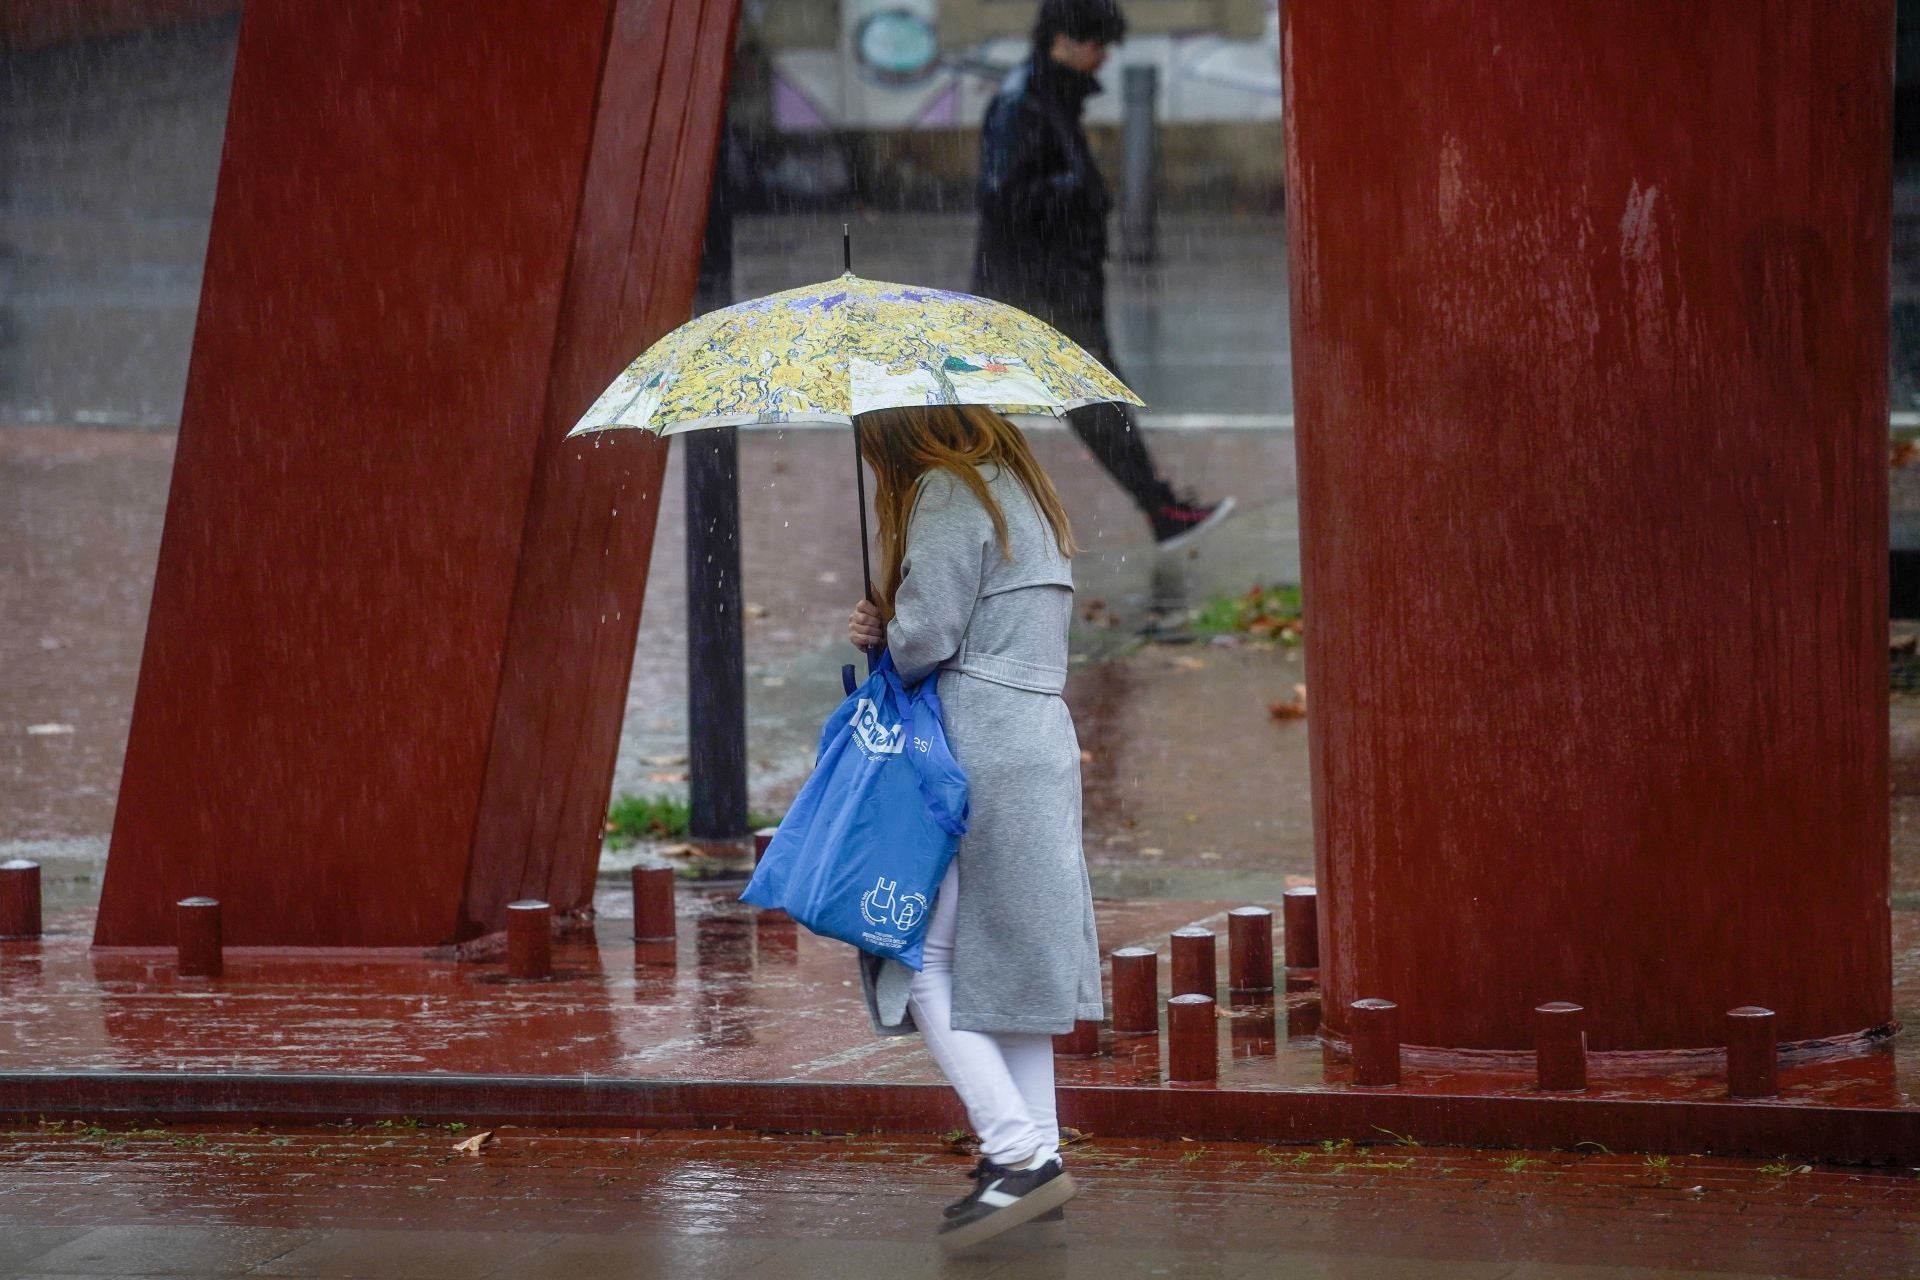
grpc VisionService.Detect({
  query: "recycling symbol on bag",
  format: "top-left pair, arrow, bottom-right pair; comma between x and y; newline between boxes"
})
860,876 -> 929,932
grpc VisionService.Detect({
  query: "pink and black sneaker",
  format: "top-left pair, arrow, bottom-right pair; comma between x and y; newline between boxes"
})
1151,494 -> 1236,550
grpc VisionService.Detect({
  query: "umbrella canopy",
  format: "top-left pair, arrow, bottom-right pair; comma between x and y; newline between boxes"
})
569,272 -> 1141,438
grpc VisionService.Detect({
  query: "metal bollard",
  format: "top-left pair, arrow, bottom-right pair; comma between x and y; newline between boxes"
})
506,900 -> 552,979
176,896 -> 223,979
1171,927 -> 1217,998
1282,886 -> 1319,969
1533,1001 -> 1588,1091
632,865 -> 677,941
1054,1018 -> 1101,1057
0,860 -> 42,939
753,827 -> 778,865
1726,1006 -> 1779,1098
1167,993 -> 1217,1082
1120,65 -> 1159,264
1349,998 -> 1401,1087
1227,906 -> 1274,992
1111,946 -> 1159,1035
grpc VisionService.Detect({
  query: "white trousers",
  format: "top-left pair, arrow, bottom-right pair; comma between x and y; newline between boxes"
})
908,862 -> 1060,1169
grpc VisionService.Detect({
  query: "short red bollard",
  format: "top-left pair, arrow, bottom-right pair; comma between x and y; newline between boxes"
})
176,896 -> 223,979
1533,1001 -> 1588,1092
506,899 -> 552,979
1054,1018 -> 1100,1057
1171,927 -> 1217,998
753,827 -> 778,865
1282,886 -> 1319,969
1111,946 -> 1159,1035
1168,993 -> 1218,1082
1349,997 -> 1401,1087
1,860 -> 42,939
1228,906 -> 1274,992
632,866 -> 676,942
1726,1005 -> 1779,1098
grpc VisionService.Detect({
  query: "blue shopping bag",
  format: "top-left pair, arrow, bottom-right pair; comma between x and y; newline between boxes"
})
740,651 -> 968,969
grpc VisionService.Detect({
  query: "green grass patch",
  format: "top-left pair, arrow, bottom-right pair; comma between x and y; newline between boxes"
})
1189,584 -> 1304,644
605,793 -> 783,848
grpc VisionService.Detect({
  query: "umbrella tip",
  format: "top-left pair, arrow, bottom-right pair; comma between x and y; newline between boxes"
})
843,223 -> 852,274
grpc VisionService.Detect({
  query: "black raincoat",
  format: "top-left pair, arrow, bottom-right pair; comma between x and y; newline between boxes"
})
971,54 -> 1111,347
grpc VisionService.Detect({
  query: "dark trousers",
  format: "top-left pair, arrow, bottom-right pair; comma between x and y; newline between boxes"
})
1056,325 -> 1170,519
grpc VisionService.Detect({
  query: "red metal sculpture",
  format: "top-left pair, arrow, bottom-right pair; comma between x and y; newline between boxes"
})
1285,0 -> 1894,1052
96,0 -> 741,946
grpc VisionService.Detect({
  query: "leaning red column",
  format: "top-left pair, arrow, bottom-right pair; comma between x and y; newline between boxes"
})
94,0 -> 741,947
1284,0 -> 1892,1054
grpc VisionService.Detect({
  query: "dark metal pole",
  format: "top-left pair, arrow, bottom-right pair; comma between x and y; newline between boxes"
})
1121,64 -> 1159,264
686,127 -> 748,842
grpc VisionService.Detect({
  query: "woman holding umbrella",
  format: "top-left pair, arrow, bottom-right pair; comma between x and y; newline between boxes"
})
847,403 -> 1100,1247
573,264 -> 1133,1248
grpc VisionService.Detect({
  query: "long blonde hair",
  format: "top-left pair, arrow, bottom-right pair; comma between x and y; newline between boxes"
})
857,404 -> 1075,616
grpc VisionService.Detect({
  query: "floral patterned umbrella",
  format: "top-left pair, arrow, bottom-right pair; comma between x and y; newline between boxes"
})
569,272 -> 1142,438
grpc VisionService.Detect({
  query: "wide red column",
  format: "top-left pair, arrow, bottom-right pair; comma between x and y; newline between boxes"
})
96,0 -> 739,947
1284,2 -> 1892,1051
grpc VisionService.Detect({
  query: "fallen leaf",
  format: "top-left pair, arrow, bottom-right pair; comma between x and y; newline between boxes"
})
454,1131 -> 493,1154
1079,749 -> 1095,763
639,754 -> 689,768
1171,656 -> 1208,671
1269,683 -> 1308,721
1059,1127 -> 1092,1147
646,771 -> 690,784
1894,440 -> 1919,469
744,603 -> 770,620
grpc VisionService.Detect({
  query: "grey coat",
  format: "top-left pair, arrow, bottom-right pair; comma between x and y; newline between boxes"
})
860,464 -> 1104,1037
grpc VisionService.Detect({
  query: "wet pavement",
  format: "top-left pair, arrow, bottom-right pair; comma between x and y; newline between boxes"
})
0,421 -> 1305,905
5,883 -> 1917,1144
0,1123 -> 1915,1279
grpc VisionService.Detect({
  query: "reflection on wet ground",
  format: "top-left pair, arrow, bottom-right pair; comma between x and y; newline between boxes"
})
0,424 -> 1308,905
4,886 -> 1915,1114
5,1123 -> 1915,1280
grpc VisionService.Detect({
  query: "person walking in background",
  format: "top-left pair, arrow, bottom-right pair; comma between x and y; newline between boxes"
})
973,0 -> 1234,550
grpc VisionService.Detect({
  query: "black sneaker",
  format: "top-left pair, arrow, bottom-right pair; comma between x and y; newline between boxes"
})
1151,494 -> 1237,551
943,1159 -> 1066,1223
937,1155 -> 1078,1251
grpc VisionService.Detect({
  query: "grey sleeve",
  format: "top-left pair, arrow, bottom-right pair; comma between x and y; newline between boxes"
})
886,472 -> 991,685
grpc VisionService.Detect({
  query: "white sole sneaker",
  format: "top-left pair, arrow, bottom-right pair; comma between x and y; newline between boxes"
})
937,1171 -> 1079,1253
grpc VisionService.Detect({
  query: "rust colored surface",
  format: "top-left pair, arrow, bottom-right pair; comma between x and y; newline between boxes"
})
0,862 -> 40,940
630,866 -> 677,941
1169,926 -> 1216,998
1727,1005 -> 1781,1099
1285,1 -> 1894,1051
1280,884 -> 1317,969
1227,905 -> 1273,992
95,0 -> 739,947
1349,998 -> 1401,1088
173,896 -> 221,980
1110,946 -> 1159,1034
9,896 -> 1920,1162
505,901 -> 552,981
1167,994 -> 1218,1082
1053,1019 -> 1101,1058
1533,1000 -> 1589,1093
